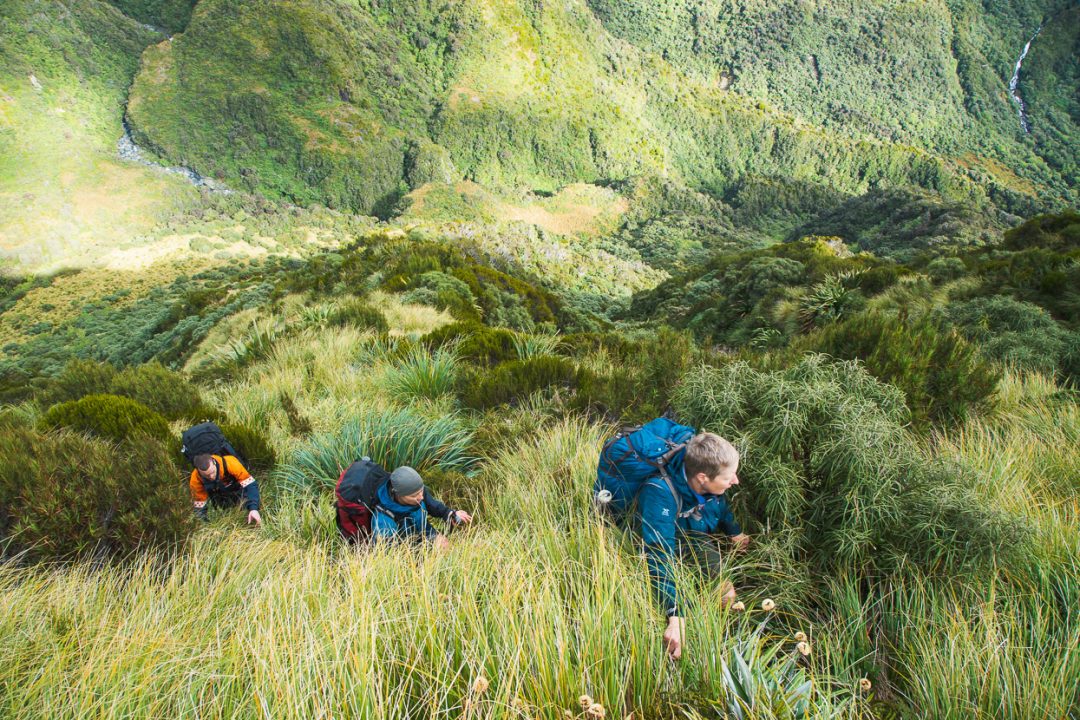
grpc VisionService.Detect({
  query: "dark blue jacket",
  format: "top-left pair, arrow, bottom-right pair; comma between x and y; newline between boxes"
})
371,483 -> 455,542
637,450 -> 741,617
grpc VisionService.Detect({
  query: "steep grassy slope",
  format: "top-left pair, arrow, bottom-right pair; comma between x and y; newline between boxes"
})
0,0 -> 199,271
127,0 -> 1060,219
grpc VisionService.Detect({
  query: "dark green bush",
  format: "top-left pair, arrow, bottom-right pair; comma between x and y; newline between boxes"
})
328,299 -> 389,333
460,356 -> 581,409
575,326 -> 701,422
0,427 -> 193,562
423,322 -> 520,366
219,422 -> 276,474
674,356 -> 1025,575
558,331 -> 637,359
945,296 -> 1080,381
802,313 -> 1000,427
36,359 -> 118,406
109,362 -> 220,422
42,394 -> 173,445
926,256 -> 967,283
401,271 -> 482,322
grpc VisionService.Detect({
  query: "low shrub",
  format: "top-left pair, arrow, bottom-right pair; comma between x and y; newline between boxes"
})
0,427 -> 192,562
219,422 -> 277,474
460,356 -> 581,410
109,362 -> 220,422
36,359 -> 117,406
42,394 -> 173,445
575,327 -> 701,422
945,296 -> 1080,381
800,312 -> 1000,427
423,322 -> 519,366
328,299 -> 389,333
673,356 -> 1025,573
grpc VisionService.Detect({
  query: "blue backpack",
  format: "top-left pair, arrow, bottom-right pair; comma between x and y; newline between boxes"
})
595,417 -> 696,516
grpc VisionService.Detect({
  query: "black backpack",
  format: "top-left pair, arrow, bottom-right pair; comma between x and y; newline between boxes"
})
181,422 -> 245,467
335,459 -> 392,542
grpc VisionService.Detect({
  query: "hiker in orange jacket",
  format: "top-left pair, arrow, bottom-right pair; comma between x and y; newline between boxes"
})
190,453 -> 262,526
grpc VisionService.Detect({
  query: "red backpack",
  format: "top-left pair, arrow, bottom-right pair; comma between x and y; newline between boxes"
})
335,459 -> 390,543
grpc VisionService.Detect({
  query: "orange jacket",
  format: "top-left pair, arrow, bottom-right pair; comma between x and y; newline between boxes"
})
190,455 -> 259,516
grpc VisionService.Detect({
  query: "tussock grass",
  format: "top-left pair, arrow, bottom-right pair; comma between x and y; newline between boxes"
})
0,418 -> 859,719
276,407 -> 477,494
384,343 -> 461,401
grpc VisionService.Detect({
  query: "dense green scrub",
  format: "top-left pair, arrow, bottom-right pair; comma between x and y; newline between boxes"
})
587,0 -> 1077,198
124,0 -> 1075,217
105,0 -> 197,33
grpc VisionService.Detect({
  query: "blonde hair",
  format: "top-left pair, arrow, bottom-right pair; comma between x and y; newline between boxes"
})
684,432 -> 739,479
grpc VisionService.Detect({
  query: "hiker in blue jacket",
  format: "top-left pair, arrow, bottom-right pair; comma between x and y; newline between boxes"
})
597,424 -> 749,661
371,466 -> 473,549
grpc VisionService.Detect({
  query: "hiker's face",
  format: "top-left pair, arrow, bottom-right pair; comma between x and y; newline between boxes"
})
198,462 -> 218,481
695,464 -> 739,495
399,488 -> 424,506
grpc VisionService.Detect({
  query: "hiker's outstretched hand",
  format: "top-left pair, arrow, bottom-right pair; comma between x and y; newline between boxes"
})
452,510 -> 474,524
663,616 -> 684,661
730,533 -> 750,552
247,510 -> 263,527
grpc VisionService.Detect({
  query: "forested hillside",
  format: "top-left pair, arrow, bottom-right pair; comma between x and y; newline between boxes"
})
124,0 -> 1078,218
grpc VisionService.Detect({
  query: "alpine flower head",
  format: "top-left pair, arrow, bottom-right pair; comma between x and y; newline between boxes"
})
794,631 -> 807,642
731,600 -> 746,611
796,641 -> 811,656
859,678 -> 872,692
472,676 -> 489,695
587,703 -> 606,718
579,695 -> 594,709
761,598 -> 776,612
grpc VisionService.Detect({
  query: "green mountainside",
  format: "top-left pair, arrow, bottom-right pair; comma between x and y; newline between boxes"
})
0,0 -> 199,269
125,0 -> 1077,218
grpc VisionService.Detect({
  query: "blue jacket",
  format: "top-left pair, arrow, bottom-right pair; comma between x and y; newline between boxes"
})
636,450 -> 741,617
371,483 -> 455,542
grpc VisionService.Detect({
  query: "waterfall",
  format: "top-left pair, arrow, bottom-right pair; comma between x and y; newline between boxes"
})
1008,26 -> 1042,133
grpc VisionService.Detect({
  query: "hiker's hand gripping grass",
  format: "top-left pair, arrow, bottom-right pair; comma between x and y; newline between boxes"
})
664,616 -> 685,660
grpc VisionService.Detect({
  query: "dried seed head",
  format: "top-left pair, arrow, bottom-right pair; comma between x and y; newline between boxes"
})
731,600 -> 746,611
579,695 -> 594,709
761,598 -> 776,612
472,676 -> 489,695
587,703 -> 606,718
794,631 -> 807,642
796,641 -> 811,656
859,678 -> 872,692
563,711 -> 574,719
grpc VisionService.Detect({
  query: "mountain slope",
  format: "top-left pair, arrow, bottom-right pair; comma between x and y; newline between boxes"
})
126,0 -> 1073,218
0,0 -> 199,270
